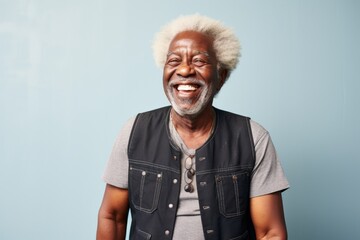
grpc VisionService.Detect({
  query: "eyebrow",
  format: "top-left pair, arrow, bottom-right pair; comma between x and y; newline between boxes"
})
194,50 -> 209,56
167,51 -> 176,57
167,50 -> 210,57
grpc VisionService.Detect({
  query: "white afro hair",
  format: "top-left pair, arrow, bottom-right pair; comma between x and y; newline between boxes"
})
153,14 -> 241,79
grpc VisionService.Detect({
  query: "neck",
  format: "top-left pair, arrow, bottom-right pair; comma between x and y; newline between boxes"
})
170,106 -> 215,149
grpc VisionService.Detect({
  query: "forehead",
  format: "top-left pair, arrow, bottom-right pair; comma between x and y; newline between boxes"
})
168,31 -> 215,54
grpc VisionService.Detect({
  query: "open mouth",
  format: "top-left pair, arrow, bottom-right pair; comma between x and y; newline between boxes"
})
175,84 -> 200,92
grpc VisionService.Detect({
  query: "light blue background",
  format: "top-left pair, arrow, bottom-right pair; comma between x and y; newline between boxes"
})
1,0 -> 359,239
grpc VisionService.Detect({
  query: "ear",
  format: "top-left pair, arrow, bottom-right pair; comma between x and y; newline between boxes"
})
217,68 -> 228,91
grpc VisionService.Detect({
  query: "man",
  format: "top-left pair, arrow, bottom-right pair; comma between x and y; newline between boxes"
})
97,14 -> 289,240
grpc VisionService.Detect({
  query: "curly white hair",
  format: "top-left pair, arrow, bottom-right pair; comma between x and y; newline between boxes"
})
152,14 -> 241,79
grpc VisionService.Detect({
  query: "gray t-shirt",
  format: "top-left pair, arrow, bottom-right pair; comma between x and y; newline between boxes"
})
103,116 -> 289,239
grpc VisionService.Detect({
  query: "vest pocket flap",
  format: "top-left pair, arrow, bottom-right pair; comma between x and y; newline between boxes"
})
135,228 -> 152,240
215,171 -> 250,218
129,166 -> 162,213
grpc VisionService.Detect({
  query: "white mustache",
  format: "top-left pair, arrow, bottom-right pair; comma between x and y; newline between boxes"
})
169,78 -> 205,87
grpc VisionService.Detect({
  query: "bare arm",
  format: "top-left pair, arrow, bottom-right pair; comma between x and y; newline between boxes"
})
97,184 -> 129,240
250,192 -> 287,240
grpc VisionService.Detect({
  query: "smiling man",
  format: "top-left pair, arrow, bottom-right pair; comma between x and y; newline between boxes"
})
97,14 -> 289,240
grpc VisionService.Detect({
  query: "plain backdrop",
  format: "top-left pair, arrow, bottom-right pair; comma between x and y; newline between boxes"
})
1,0 -> 359,239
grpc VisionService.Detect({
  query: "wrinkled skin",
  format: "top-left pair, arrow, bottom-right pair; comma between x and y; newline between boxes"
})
163,31 -> 226,118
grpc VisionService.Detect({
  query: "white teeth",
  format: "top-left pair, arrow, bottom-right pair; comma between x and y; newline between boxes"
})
177,85 -> 197,91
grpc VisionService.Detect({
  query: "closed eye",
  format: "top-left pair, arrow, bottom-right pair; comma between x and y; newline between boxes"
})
192,58 -> 208,67
166,57 -> 181,66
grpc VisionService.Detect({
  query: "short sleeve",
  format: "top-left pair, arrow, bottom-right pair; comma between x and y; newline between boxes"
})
102,117 -> 135,189
249,120 -> 289,198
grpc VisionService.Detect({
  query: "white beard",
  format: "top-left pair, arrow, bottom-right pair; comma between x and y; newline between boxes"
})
165,78 -> 217,117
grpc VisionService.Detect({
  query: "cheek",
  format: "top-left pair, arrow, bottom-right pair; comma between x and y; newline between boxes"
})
163,67 -> 175,82
162,77 -> 168,92
199,68 -> 219,82
162,69 -> 173,91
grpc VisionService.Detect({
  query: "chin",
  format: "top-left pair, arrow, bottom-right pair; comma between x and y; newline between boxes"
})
171,101 -> 207,118
167,86 -> 214,118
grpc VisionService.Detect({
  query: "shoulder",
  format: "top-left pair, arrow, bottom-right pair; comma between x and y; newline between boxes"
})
112,116 -> 137,148
132,106 -> 171,126
137,106 -> 171,117
214,108 -> 268,143
216,108 -> 272,149
215,107 -> 249,120
249,119 -> 270,147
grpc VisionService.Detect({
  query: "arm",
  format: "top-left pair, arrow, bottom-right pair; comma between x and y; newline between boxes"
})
97,184 -> 129,240
250,192 -> 287,240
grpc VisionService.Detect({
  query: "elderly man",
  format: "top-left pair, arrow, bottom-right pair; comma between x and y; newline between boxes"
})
97,14 -> 289,240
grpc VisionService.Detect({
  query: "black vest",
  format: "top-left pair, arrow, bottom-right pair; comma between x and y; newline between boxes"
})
128,106 -> 255,240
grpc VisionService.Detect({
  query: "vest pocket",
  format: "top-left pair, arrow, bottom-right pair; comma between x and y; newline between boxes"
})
215,171 -> 249,218
129,167 -> 162,213
229,230 -> 249,240
134,228 -> 152,240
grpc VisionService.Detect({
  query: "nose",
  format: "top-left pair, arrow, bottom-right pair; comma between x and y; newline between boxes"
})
176,62 -> 195,77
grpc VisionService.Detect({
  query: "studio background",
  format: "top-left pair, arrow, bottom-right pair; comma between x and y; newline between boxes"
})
1,0 -> 359,239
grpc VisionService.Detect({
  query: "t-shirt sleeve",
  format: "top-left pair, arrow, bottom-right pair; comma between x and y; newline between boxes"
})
249,120 -> 290,198
102,117 -> 135,189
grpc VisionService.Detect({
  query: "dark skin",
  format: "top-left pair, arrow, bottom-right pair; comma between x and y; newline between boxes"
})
163,31 -> 226,149
96,184 -> 128,240
96,31 -> 287,240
